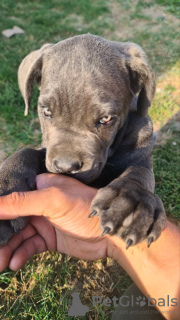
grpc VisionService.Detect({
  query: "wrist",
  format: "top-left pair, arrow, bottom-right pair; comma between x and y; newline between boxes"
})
105,221 -> 180,320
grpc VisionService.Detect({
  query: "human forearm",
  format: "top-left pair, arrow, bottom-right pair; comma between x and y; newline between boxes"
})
107,220 -> 180,319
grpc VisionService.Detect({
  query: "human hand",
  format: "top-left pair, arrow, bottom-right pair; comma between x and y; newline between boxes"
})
0,173 -> 107,272
1,174 -> 179,320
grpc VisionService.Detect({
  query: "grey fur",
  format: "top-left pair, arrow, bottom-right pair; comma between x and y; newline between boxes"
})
0,34 -> 166,246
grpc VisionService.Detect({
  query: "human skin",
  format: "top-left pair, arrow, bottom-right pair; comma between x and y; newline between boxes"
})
0,173 -> 179,319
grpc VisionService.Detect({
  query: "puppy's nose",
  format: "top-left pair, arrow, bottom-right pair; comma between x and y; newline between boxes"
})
53,159 -> 83,174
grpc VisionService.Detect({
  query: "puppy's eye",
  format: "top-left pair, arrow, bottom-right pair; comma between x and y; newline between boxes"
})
43,107 -> 52,118
99,115 -> 113,125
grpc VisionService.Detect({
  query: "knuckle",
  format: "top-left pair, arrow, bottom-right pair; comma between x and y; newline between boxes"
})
7,191 -> 25,208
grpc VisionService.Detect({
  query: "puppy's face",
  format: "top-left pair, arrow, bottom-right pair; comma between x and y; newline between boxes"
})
18,35 -> 155,183
38,48 -> 132,183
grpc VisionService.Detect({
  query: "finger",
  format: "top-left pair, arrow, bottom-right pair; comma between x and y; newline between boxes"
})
36,174 -> 97,202
0,187 -> 67,219
0,244 -> 14,272
0,217 -> 56,272
28,216 -> 57,251
0,224 -> 37,272
36,173 -> 83,190
9,234 -> 47,271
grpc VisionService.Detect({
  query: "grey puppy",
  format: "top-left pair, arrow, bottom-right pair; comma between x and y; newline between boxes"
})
0,34 -> 166,248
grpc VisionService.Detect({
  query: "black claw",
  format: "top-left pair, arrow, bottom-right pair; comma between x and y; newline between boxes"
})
148,236 -> 154,248
13,227 -> 20,234
126,238 -> 133,250
88,210 -> 97,218
101,227 -> 111,236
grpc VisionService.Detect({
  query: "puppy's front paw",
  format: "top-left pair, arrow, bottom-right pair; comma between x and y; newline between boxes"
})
90,180 -> 166,248
0,217 -> 28,246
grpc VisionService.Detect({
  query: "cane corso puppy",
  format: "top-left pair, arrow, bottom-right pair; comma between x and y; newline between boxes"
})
0,34 -> 166,248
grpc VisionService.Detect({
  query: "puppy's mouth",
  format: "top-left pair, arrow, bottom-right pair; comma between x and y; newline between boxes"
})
67,169 -> 100,184
46,158 -> 105,184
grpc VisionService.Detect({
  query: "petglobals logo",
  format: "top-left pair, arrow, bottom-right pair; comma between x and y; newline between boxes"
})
136,296 -> 146,307
92,294 -> 178,308
60,292 -> 178,318
147,295 -> 178,308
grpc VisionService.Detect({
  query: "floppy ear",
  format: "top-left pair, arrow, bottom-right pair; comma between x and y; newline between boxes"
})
120,42 -> 156,117
18,44 -> 53,116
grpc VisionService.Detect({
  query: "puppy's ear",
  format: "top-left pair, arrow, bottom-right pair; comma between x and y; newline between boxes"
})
121,42 -> 156,117
18,44 -> 53,116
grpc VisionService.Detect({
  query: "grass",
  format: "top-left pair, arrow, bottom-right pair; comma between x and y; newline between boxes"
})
155,0 -> 180,18
0,0 -> 179,319
149,61 -> 180,127
0,255 -> 131,319
153,127 -> 180,219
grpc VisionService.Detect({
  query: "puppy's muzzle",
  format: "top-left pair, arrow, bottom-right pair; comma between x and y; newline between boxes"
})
53,158 -> 83,174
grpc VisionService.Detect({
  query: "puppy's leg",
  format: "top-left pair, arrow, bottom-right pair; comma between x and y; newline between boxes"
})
0,148 -> 46,245
90,113 -> 166,248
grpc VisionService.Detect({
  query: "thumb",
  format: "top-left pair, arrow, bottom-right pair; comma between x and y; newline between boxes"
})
0,187 -> 67,220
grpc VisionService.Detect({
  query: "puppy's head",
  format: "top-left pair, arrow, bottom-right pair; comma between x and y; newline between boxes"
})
18,34 -> 155,183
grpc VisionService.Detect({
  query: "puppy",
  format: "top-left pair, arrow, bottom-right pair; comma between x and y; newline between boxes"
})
0,34 -> 166,248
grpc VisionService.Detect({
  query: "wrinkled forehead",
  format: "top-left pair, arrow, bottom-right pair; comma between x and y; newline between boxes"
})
41,41 -> 128,88
41,54 -> 128,110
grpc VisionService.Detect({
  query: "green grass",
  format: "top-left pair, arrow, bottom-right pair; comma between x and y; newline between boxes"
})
0,255 -> 130,319
116,1 -> 180,74
153,129 -> 180,219
0,0 -> 179,319
155,0 -> 180,18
